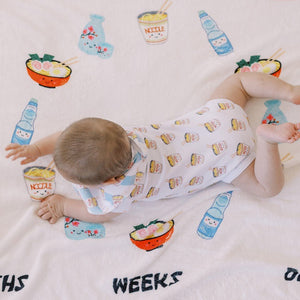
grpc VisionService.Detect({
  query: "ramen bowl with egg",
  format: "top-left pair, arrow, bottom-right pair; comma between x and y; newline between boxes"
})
130,219 -> 174,251
26,56 -> 72,88
23,166 -> 56,201
235,55 -> 282,78
137,11 -> 169,44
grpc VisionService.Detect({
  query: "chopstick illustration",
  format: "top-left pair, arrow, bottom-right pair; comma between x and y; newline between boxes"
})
157,0 -> 173,15
46,159 -> 55,173
281,152 -> 294,163
267,48 -> 286,62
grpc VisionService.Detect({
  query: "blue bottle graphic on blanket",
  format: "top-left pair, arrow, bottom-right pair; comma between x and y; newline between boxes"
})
262,99 -> 287,125
79,14 -> 113,59
197,191 -> 232,239
198,11 -> 233,56
11,98 -> 38,145
64,217 -> 105,240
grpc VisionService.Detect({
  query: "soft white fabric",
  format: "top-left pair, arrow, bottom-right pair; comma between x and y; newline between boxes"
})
1,0 -> 300,299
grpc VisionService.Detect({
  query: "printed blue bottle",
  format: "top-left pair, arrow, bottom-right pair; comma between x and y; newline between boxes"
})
198,11 -> 233,56
197,191 -> 232,239
11,98 -> 38,145
262,99 -> 287,125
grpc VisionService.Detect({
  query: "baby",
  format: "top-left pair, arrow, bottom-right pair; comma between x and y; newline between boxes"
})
5,73 -> 300,224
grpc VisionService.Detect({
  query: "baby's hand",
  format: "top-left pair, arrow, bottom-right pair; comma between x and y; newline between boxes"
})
5,143 -> 41,164
37,194 -> 65,224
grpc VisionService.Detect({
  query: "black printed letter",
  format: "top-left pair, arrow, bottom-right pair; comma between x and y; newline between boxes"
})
2,275 -> 15,292
154,273 -> 168,289
113,278 -> 128,294
15,275 -> 29,292
284,268 -> 298,281
169,271 -> 183,286
142,274 -> 153,292
129,276 -> 140,293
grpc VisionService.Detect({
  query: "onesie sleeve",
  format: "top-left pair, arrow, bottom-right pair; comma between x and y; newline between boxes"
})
72,184 -> 133,215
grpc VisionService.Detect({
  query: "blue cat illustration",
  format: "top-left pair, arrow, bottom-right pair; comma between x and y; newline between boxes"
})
78,15 -> 113,59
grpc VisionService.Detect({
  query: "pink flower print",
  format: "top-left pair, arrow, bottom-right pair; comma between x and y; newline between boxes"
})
88,35 -> 94,40
104,48 -> 107,52
88,26 -> 94,32
65,217 -> 70,222
94,230 -> 99,235
83,29 -> 88,34
267,114 -> 274,121
262,120 -> 267,124
72,221 -> 80,227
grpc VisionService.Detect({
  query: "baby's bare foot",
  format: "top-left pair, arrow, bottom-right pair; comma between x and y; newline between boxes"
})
256,123 -> 300,144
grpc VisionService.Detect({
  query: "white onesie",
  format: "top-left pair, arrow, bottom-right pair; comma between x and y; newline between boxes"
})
73,99 -> 256,215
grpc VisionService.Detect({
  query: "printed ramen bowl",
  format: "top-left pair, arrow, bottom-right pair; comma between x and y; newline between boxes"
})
235,59 -> 282,78
26,58 -> 72,88
130,220 -> 174,251
23,166 -> 56,201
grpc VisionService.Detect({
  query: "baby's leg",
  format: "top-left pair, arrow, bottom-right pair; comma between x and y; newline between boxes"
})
232,122 -> 300,197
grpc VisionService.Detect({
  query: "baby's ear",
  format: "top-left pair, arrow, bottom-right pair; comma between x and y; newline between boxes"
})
104,178 -> 118,184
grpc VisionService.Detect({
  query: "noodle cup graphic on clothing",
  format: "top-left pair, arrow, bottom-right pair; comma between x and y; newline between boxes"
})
218,102 -> 234,110
23,166 -> 55,201
168,176 -> 183,189
150,160 -> 163,174
144,138 -> 157,149
209,140 -> 228,156
184,132 -> 200,143
130,184 -> 144,198
231,119 -> 246,131
196,107 -> 210,115
236,143 -> 250,156
189,176 -> 204,186
212,166 -> 227,178
151,124 -> 161,130
146,187 -> 160,198
191,153 -> 205,166
204,119 -> 221,132
174,119 -> 190,125
137,11 -> 169,44
167,153 -> 182,167
160,133 -> 175,145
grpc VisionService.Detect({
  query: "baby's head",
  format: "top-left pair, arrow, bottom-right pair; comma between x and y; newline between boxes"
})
54,118 -> 132,185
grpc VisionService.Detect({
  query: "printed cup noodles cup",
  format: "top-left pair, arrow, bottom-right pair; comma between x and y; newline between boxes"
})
138,11 -> 169,44
23,166 -> 56,201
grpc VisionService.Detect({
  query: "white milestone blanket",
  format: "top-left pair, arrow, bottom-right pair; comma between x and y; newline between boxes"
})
1,0 -> 300,299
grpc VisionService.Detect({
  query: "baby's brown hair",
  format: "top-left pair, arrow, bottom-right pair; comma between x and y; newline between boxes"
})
54,118 -> 132,185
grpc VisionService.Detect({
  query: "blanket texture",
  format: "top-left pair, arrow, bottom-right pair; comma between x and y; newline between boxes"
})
1,0 -> 300,299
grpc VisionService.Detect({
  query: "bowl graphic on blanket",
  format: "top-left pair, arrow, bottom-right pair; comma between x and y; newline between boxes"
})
234,55 -> 281,77
130,219 -> 174,251
26,54 -> 72,88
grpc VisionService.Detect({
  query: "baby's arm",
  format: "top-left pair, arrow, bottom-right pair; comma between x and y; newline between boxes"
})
37,194 -> 120,224
5,131 -> 62,164
209,72 -> 300,109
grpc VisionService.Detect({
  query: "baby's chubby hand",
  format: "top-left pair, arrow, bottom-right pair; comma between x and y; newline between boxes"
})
37,194 -> 65,224
5,143 -> 41,164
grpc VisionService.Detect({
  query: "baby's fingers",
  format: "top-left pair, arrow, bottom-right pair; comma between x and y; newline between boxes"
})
5,143 -> 20,151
